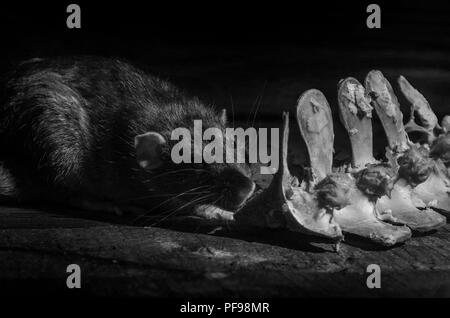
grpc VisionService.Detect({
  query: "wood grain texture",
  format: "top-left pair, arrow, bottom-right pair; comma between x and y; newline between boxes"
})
0,206 -> 449,297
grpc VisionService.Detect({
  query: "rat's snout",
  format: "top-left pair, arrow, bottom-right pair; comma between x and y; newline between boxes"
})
233,179 -> 256,206
217,167 -> 255,210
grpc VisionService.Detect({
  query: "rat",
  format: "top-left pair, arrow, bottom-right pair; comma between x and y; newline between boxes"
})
0,56 -> 255,220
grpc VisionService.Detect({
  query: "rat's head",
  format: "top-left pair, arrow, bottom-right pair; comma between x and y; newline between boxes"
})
133,105 -> 255,212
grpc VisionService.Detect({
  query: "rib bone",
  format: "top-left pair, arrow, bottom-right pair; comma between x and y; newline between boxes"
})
365,70 -> 409,153
337,77 -> 376,168
296,89 -> 334,183
398,75 -> 440,142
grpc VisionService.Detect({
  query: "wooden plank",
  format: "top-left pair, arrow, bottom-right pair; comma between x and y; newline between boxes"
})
0,206 -> 109,229
0,206 -> 449,297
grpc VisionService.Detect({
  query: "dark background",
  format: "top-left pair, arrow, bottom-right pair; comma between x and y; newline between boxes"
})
1,1 -> 449,158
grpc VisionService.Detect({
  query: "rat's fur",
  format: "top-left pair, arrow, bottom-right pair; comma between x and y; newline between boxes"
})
0,56 -> 254,216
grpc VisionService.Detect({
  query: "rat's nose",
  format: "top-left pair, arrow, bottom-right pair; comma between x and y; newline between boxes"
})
218,168 -> 255,209
234,178 -> 256,206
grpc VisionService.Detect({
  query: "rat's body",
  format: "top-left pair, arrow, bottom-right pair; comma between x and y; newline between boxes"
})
0,57 -> 255,217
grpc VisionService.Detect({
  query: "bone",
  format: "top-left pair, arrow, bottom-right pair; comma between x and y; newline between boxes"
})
312,82 -> 413,245
388,75 -> 450,216
266,112 -> 291,199
234,112 -> 343,241
334,187 -> 412,246
431,133 -> 450,164
442,116 -> 450,133
363,71 -> 447,231
294,88 -> 412,245
376,178 -> 447,232
412,160 -> 450,217
398,75 -> 439,142
296,89 -> 334,183
365,70 -> 409,153
337,78 -> 376,169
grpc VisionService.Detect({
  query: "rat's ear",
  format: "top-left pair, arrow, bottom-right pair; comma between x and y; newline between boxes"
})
134,132 -> 167,170
220,109 -> 227,126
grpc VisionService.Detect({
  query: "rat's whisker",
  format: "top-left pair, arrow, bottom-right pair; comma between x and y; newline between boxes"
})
120,189 -> 213,203
130,186 -> 213,222
148,193 -> 217,226
150,168 -> 212,180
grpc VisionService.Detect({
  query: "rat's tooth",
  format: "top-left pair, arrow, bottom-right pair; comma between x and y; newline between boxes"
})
365,70 -> 409,153
296,89 -> 334,184
398,75 -> 439,140
338,77 -> 376,169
